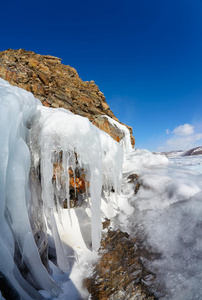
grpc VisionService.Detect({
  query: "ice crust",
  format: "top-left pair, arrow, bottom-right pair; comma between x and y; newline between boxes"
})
0,79 -> 124,299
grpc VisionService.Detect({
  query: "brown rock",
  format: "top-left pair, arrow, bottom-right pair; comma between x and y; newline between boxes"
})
38,72 -> 50,85
27,58 -> 39,68
101,102 -> 110,110
38,63 -> 49,73
51,102 -> 60,108
42,101 -> 50,107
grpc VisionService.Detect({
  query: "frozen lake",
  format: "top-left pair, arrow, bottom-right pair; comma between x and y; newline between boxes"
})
169,154 -> 202,173
122,150 -> 202,300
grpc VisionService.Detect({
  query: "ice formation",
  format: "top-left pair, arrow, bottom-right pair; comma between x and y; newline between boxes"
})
0,78 -> 126,299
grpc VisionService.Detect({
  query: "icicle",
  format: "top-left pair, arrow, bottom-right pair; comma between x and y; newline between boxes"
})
62,151 -> 70,210
49,213 -> 69,272
89,163 -> 102,250
73,167 -> 77,200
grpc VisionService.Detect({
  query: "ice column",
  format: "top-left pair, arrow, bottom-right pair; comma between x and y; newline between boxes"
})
0,79 -> 61,298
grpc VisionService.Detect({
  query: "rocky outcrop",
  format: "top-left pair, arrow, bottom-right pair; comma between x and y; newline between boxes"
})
0,49 -> 135,147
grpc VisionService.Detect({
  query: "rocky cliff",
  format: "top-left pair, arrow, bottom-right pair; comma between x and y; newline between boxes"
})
0,48 -> 135,147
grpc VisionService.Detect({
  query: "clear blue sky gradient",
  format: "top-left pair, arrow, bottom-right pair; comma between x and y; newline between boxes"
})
1,0 -> 202,151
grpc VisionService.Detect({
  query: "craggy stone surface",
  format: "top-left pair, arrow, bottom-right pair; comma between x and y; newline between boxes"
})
0,48 -> 135,147
84,228 -> 158,300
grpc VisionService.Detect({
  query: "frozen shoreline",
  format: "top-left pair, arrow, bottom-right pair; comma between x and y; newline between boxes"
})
1,78 -> 202,299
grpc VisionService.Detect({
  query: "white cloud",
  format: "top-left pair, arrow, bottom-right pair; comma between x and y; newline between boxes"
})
165,133 -> 202,150
172,124 -> 194,136
157,123 -> 202,152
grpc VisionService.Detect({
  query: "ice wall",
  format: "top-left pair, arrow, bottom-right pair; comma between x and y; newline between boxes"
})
0,78 -> 124,299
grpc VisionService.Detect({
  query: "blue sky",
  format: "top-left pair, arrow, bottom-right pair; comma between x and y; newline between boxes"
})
1,0 -> 202,151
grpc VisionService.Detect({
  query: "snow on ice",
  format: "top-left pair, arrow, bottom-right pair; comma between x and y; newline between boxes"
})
1,78 -> 202,300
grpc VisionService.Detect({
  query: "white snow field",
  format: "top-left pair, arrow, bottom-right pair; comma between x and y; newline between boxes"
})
1,78 -> 202,300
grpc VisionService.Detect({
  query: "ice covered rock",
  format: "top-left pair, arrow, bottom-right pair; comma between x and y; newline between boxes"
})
92,115 -> 134,151
0,78 -> 124,299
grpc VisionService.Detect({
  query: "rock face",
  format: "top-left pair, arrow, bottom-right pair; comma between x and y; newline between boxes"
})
0,48 -> 135,147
